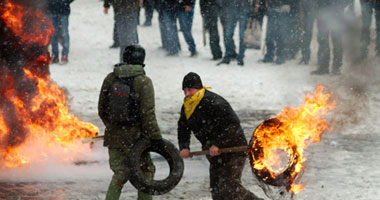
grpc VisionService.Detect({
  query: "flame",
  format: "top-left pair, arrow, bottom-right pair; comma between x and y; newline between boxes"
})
0,0 -> 53,46
0,0 -> 98,168
250,85 -> 336,194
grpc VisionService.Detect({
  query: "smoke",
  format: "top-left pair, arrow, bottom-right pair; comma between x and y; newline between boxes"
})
321,5 -> 380,134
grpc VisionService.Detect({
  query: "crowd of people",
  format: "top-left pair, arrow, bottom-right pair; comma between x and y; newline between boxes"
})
97,0 -> 379,75
46,0 -> 380,75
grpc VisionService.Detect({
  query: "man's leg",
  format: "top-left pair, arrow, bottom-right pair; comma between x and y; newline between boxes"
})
375,3 -> 380,56
162,9 -> 180,55
209,162 -> 223,200
143,0 -> 154,26
205,9 -> 222,59
106,148 -> 129,200
360,0 -> 373,59
220,7 -> 238,64
178,9 -> 196,55
60,15 -> 70,62
137,151 -> 155,200
313,10 -> 330,75
237,7 -> 250,65
50,15 -> 60,62
218,156 -> 263,200
300,0 -> 317,64
263,11 -> 275,63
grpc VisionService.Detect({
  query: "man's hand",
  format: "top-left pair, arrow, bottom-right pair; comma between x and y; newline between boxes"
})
180,149 -> 191,159
184,5 -> 192,12
209,145 -> 220,157
104,7 -> 109,14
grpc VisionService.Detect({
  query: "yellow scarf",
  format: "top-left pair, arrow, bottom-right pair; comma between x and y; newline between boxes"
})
184,87 -> 211,120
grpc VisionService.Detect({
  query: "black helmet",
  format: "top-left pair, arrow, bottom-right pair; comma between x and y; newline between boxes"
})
123,44 -> 146,65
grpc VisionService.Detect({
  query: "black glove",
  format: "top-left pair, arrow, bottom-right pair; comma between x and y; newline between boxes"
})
150,138 -> 166,151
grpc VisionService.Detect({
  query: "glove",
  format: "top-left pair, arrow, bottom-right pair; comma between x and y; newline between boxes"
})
150,138 -> 166,151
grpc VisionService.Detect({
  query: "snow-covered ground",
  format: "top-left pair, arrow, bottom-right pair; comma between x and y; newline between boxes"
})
1,0 -> 380,199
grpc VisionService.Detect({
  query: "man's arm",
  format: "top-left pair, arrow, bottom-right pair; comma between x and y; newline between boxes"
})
136,76 -> 162,140
98,73 -> 114,127
177,107 -> 191,150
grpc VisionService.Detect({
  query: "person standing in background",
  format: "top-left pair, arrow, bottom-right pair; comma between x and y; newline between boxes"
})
47,0 -> 74,64
104,0 -> 140,62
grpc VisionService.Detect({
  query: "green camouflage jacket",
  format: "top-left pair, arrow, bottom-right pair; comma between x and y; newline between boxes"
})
98,64 -> 162,148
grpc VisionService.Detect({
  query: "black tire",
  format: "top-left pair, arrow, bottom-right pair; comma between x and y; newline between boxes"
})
128,138 -> 184,195
248,118 -> 299,188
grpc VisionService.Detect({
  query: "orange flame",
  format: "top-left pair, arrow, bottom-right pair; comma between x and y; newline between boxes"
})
250,85 -> 336,194
0,0 -> 53,46
0,0 -> 98,168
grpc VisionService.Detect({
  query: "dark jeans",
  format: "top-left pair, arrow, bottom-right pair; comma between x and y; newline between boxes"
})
201,4 -> 223,59
178,8 -> 196,53
50,14 -> 70,58
115,11 -> 139,62
160,9 -> 180,54
144,0 -> 155,24
264,11 -> 290,62
209,155 -> 262,200
317,6 -> 344,70
222,6 -> 250,61
360,0 -> 380,57
300,0 -> 318,63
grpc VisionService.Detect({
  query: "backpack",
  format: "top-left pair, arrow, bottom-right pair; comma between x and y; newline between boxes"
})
107,76 -> 140,124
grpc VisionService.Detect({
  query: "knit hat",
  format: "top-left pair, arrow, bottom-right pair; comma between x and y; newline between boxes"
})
182,72 -> 203,90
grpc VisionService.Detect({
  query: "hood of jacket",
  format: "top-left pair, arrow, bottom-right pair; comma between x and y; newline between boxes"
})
113,63 -> 145,78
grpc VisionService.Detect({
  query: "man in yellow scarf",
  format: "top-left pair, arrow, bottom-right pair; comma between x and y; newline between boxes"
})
177,72 -> 263,200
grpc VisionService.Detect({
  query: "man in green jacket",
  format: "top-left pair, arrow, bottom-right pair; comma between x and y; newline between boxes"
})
98,45 -> 162,200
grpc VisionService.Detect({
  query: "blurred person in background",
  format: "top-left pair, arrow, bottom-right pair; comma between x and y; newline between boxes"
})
104,0 -> 140,62
47,0 -> 74,64
218,0 -> 251,66
157,0 -> 181,55
260,0 -> 292,65
199,0 -> 224,60
311,0 -> 351,75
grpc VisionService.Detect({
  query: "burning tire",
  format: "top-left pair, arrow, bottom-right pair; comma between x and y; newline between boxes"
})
248,118 -> 300,188
128,138 -> 184,195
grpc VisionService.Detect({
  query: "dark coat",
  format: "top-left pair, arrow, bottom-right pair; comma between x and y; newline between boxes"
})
47,0 -> 74,15
103,0 -> 140,14
177,90 -> 247,164
156,0 -> 179,11
98,64 -> 162,148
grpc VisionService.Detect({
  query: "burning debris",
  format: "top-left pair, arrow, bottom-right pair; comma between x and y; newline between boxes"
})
0,0 -> 98,168
249,85 -> 336,197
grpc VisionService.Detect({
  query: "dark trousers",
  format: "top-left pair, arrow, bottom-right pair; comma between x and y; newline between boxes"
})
264,11 -> 290,63
201,5 -> 223,59
221,5 -> 250,61
316,7 -> 344,70
300,0 -> 318,63
178,8 -> 196,53
209,155 -> 262,200
144,0 -> 155,24
50,14 -> 70,58
360,0 -> 380,57
160,9 -> 180,54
